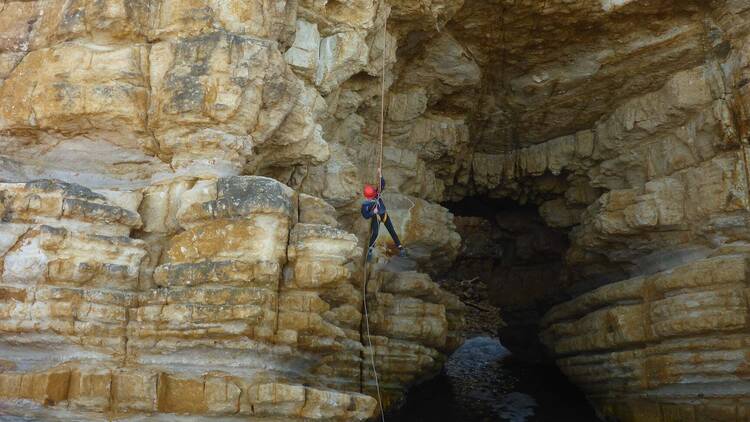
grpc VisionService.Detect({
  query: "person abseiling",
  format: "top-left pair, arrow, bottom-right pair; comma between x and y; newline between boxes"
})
361,170 -> 406,261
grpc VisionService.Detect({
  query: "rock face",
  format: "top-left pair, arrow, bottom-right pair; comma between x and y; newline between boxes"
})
0,176 -> 463,420
0,0 -> 472,419
446,1 -> 750,420
540,253 -> 750,420
3,0 -> 750,420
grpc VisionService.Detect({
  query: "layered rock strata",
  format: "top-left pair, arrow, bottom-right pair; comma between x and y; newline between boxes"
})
4,0 -> 750,420
0,0 -> 471,418
472,2 -> 750,419
0,177 -> 463,420
541,253 -> 750,421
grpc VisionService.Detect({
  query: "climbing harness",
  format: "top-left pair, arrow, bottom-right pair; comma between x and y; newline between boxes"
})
360,4 -> 388,422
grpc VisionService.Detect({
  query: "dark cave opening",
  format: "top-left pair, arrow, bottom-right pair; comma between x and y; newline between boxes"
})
441,195 -> 571,362
388,196 -> 600,422
389,336 -> 599,422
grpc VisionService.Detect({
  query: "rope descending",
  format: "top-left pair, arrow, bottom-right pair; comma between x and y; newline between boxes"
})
361,4 -> 388,422
362,254 -> 385,421
377,9 -> 388,184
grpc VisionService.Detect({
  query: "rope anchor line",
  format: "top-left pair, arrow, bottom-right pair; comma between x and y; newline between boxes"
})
361,3 -> 388,422
360,2 -> 388,422
362,254 -> 384,421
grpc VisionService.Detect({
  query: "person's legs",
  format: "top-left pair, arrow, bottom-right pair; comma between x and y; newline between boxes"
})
381,213 -> 402,248
368,217 -> 379,258
369,217 -> 380,247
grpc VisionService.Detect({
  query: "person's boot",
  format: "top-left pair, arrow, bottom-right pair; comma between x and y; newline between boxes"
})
398,245 -> 407,257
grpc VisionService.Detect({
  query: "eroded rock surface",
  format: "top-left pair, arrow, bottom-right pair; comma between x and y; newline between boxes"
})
452,1 -> 750,420
0,177 -> 463,420
3,0 -> 750,420
541,253 -> 750,420
0,0 -> 472,419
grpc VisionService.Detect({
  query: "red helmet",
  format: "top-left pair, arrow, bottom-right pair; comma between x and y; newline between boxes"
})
363,184 -> 377,199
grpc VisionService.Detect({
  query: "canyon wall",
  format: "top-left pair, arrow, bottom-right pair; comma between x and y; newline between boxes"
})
3,0 -> 750,420
459,1 -> 750,420
0,0 -> 466,419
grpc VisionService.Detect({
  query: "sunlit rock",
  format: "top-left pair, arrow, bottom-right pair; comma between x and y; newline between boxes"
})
3,0 -> 750,420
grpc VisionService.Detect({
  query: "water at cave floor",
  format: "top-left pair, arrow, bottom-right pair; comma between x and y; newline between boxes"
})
390,336 -> 600,422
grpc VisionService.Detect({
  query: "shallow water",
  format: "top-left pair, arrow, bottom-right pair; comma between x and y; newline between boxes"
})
390,337 -> 600,422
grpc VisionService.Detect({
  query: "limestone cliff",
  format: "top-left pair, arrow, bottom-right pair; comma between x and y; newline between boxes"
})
0,175 -> 464,420
446,1 -> 750,420
0,1 -> 465,419
3,0 -> 750,420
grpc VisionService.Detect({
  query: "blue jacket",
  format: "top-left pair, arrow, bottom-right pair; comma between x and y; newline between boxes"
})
361,177 -> 386,218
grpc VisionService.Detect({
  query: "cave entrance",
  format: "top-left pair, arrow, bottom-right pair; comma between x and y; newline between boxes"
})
389,335 -> 598,422
441,196 -> 570,361
387,196 -> 600,421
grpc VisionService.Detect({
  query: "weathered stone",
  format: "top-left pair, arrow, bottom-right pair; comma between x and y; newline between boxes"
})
7,0 -> 750,420
316,31 -> 370,94
0,176 -> 464,421
0,44 -> 149,137
0,0 -> 474,418
379,193 -> 461,273
541,255 -> 750,419
400,33 -> 481,101
285,20 -> 321,79
299,193 -> 339,227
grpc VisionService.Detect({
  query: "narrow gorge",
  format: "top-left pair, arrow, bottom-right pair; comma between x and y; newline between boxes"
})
1,0 -> 750,420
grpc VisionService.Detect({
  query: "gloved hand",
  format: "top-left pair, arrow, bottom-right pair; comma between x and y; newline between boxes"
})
373,205 -> 379,214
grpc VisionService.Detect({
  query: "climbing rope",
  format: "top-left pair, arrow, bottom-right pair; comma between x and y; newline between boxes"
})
361,3 -> 388,421
362,243 -> 385,421
376,11 -> 388,184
